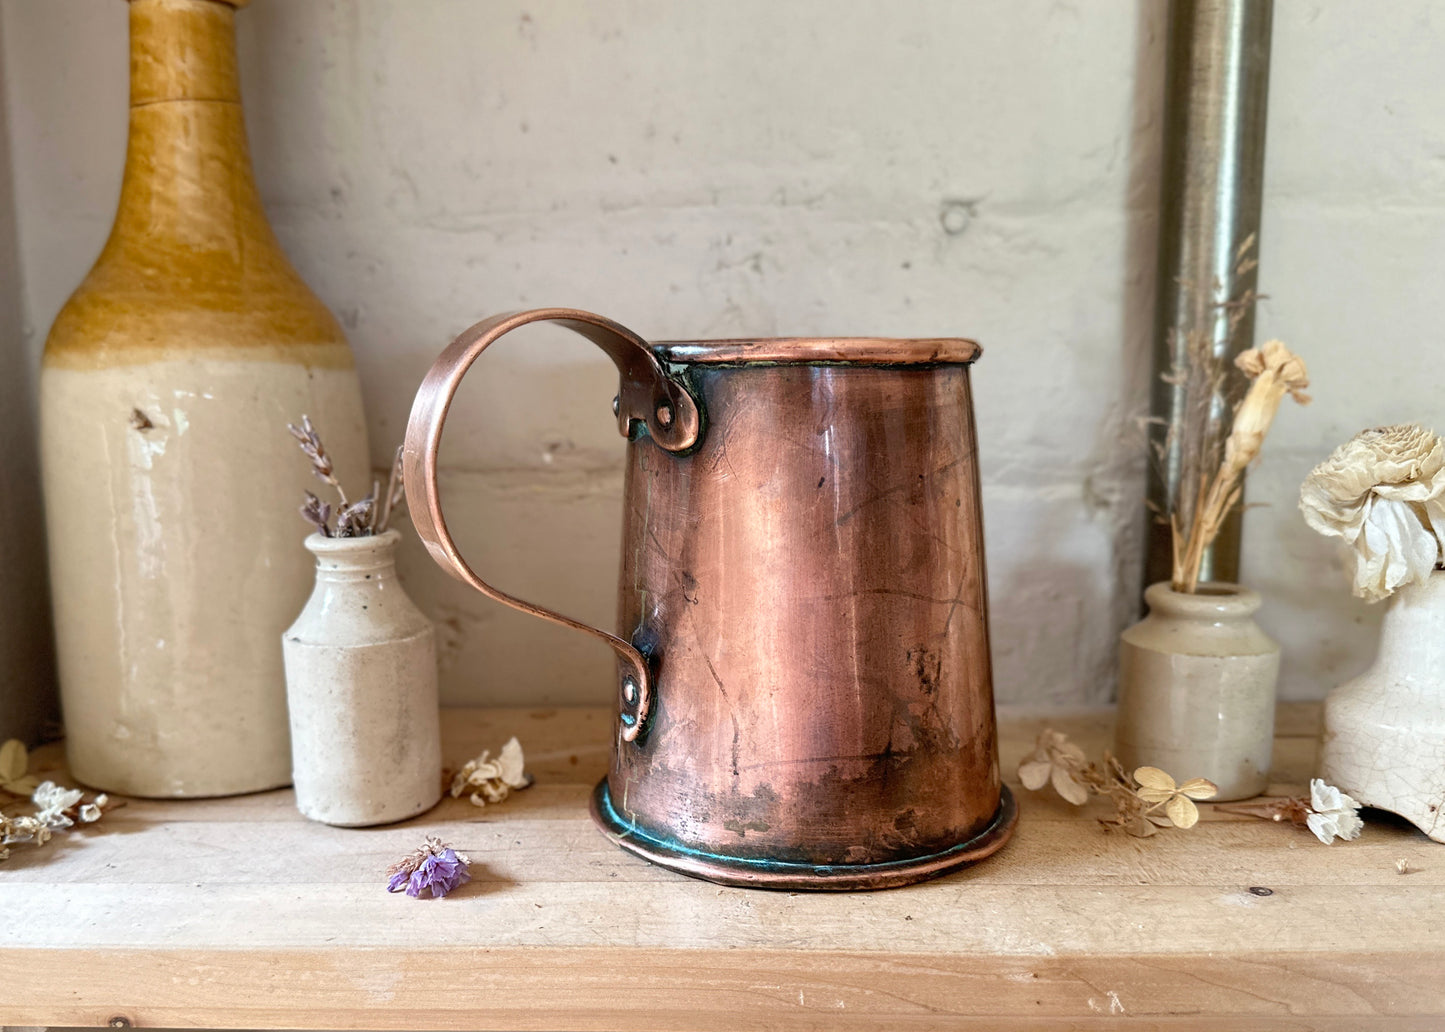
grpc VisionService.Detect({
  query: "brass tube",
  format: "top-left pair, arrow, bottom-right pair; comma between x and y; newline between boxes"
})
1144,0 -> 1274,591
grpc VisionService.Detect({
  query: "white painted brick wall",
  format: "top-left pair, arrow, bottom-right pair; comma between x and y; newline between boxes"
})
3,0 -> 1442,708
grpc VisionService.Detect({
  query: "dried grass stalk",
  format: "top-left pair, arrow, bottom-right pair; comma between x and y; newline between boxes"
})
1153,237 -> 1310,593
1173,341 -> 1310,592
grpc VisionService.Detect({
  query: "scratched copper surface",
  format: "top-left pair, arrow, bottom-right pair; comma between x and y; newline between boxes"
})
611,363 -> 1001,867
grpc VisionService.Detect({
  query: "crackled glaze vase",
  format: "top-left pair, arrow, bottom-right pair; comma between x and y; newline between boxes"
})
40,0 -> 368,796
1115,583 -> 1279,801
1320,571 -> 1445,843
282,531 -> 442,827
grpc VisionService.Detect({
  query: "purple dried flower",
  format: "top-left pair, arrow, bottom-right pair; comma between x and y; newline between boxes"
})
386,836 -> 472,899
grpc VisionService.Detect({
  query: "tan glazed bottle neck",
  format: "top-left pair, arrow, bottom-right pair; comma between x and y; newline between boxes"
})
44,0 -> 351,370
129,0 -> 244,105
111,0 -> 269,260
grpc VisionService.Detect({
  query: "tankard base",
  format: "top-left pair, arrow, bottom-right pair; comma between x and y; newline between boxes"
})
589,779 -> 1018,891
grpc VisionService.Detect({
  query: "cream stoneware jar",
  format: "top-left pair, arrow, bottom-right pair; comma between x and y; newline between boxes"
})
1321,570 -> 1445,843
1115,582 -> 1279,801
41,0 -> 368,797
282,530 -> 442,827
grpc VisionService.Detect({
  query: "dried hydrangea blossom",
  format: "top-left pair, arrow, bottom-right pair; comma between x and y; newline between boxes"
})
1300,424 -> 1445,602
1017,730 -> 1089,805
1132,767 -> 1219,830
450,737 -> 532,807
387,836 -> 472,899
1015,729 -> 1217,837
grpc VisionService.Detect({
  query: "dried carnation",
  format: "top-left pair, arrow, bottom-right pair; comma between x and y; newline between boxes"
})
1300,424 -> 1445,602
386,836 -> 472,899
32,781 -> 84,830
1304,779 -> 1363,844
1218,778 -> 1364,845
451,737 -> 532,807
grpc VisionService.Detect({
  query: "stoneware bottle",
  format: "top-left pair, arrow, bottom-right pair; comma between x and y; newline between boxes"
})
1320,571 -> 1445,843
1115,583 -> 1280,801
282,530 -> 442,827
40,0 -> 368,796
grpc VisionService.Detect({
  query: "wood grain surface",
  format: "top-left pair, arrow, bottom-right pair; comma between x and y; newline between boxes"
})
2,703 -> 1442,1030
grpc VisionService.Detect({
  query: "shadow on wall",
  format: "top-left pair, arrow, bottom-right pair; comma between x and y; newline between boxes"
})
235,3 -> 629,707
1105,0 -> 1170,682
0,8 -> 61,744
987,0 -> 1166,707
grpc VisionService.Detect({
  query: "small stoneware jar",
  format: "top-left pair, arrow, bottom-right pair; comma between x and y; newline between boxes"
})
282,529 -> 441,826
1115,582 -> 1280,801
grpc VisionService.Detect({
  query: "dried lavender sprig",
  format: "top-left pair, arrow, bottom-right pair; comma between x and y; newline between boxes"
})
287,415 -> 350,508
335,491 -> 376,538
299,491 -> 333,538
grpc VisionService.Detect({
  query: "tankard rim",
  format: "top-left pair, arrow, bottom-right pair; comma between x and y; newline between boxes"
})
652,336 -> 982,366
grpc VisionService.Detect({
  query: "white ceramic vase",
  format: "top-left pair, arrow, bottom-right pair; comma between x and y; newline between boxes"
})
1115,582 -> 1280,801
1320,570 -> 1445,843
282,530 -> 442,827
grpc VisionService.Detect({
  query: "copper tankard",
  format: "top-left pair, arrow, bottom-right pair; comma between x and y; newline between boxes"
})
404,308 -> 1016,890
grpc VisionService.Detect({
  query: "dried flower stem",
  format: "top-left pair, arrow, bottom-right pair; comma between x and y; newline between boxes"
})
1151,237 -> 1308,594
1172,341 -> 1310,592
375,446 -> 406,535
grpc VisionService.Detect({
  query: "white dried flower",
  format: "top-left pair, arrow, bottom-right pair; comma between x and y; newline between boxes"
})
1017,729 -> 1090,805
1305,779 -> 1364,845
450,737 -> 532,807
1300,425 -> 1445,602
32,781 -> 83,830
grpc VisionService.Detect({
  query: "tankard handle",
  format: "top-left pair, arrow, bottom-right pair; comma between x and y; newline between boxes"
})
403,308 -> 700,742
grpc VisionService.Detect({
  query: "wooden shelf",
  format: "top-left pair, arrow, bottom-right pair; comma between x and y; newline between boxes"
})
2,702 -> 1442,1030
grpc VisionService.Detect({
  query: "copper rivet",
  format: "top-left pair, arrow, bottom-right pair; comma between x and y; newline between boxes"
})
655,403 -> 673,428
622,678 -> 639,706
